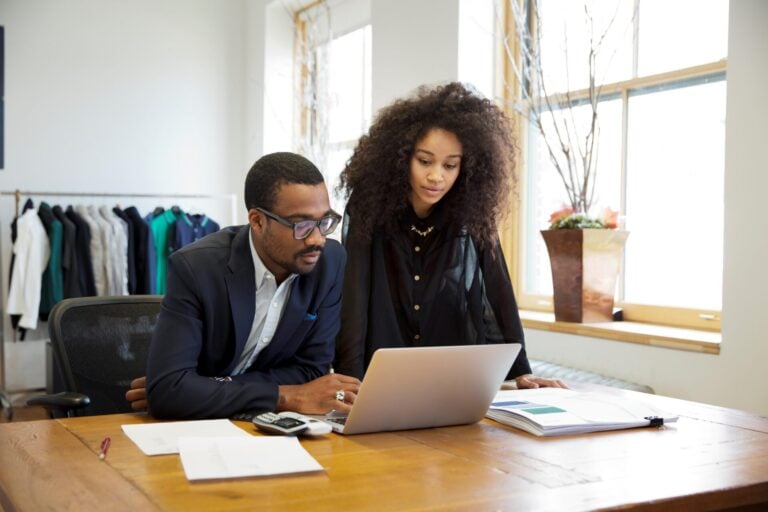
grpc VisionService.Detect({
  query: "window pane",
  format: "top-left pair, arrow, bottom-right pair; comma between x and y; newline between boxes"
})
523,97 -> 623,295
539,0 -> 634,93
327,26 -> 372,143
624,76 -> 726,309
637,0 -> 729,77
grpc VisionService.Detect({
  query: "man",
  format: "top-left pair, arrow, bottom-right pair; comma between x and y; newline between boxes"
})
139,152 -> 360,419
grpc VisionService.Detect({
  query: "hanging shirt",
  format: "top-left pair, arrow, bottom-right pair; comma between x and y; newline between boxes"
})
113,206 -> 137,294
76,205 -> 107,296
53,205 -> 81,299
38,202 -> 64,319
99,205 -> 129,295
173,213 -> 220,251
124,206 -> 150,294
150,208 -> 183,294
65,206 -> 97,296
7,208 -> 50,330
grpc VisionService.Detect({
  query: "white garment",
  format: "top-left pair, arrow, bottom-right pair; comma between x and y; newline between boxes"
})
232,229 -> 297,375
7,209 -> 50,330
76,205 -> 107,296
99,206 -> 129,295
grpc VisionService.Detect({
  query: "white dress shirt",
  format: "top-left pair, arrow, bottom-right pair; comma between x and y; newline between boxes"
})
76,205 -> 107,296
99,205 -> 129,295
7,208 -> 50,330
232,229 -> 298,375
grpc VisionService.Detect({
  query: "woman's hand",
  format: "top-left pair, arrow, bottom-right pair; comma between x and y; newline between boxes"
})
515,374 -> 568,389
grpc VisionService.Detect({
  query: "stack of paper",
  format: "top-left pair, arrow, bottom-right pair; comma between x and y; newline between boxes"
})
178,436 -> 323,481
122,419 -> 323,480
486,388 -> 677,436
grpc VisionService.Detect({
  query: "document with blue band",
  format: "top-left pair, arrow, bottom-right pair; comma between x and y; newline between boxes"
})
487,388 -> 678,436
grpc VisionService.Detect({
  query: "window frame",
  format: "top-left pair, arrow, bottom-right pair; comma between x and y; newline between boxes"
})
293,1 -> 372,218
500,0 -> 725,334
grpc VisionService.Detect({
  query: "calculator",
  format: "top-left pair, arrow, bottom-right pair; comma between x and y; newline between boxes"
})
251,412 -> 310,435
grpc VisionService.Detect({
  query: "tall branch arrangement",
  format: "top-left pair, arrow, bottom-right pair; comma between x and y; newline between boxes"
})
499,0 -> 627,224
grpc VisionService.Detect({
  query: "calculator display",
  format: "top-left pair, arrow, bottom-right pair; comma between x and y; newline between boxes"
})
273,417 -> 305,429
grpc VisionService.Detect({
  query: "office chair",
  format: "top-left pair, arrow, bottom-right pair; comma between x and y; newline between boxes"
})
27,295 -> 162,417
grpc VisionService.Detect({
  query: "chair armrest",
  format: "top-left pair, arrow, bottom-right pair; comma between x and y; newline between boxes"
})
27,391 -> 91,412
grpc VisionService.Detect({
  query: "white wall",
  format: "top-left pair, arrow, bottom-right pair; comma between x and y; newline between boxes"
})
0,0 -> 252,390
371,0 -> 461,110
524,0 -> 768,417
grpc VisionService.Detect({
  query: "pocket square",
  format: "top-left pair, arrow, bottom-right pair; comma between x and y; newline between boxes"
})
305,312 -> 317,321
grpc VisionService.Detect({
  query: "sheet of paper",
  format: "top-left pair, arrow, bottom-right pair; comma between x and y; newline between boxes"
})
122,419 -> 251,455
178,436 -> 324,481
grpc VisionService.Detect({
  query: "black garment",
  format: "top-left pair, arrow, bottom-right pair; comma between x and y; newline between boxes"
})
65,206 -> 97,296
53,205 -> 81,299
124,206 -> 150,294
335,202 -> 532,380
113,206 -> 137,294
38,202 -> 63,320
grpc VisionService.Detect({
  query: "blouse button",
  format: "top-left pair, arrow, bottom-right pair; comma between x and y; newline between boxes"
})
414,275 -> 420,281
415,246 -> 421,252
414,334 -> 421,341
414,304 -> 420,311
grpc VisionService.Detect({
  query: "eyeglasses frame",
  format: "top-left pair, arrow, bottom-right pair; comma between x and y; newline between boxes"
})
254,207 -> 341,240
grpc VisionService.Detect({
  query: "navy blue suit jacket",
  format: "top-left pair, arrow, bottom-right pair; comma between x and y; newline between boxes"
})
146,225 -> 346,419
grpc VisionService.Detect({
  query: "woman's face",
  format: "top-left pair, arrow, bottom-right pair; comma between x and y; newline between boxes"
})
408,128 -> 463,218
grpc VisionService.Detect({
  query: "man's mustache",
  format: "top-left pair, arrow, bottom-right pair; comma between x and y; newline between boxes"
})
298,246 -> 324,256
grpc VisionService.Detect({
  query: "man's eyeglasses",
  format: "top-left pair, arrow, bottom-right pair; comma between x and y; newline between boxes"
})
256,207 -> 341,240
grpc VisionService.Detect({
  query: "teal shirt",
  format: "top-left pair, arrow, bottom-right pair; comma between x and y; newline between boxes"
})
150,208 -> 183,294
39,202 -> 64,316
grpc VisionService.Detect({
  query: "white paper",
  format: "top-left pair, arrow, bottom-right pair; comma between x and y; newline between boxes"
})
121,419 -> 251,455
178,436 -> 324,481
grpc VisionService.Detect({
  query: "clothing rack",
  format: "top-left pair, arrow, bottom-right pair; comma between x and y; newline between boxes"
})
0,188 -> 238,419
2,189 -> 238,218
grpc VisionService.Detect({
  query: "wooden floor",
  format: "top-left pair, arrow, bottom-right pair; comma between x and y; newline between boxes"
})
1,391 -> 49,422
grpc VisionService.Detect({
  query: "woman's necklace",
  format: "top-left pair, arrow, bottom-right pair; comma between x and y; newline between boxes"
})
410,225 -> 434,238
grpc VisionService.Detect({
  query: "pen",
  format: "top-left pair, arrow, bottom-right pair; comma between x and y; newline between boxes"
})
99,436 -> 111,460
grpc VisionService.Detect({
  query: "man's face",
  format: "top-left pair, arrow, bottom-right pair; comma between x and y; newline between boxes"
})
249,182 -> 332,283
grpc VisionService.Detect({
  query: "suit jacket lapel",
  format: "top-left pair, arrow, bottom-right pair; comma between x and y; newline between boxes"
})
225,226 -> 256,373
255,278 -> 310,368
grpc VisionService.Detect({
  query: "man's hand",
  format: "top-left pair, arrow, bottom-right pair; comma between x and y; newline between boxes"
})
277,373 -> 361,414
126,376 -> 148,411
515,374 -> 568,389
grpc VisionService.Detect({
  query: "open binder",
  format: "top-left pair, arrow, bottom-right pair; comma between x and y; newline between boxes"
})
486,388 -> 678,437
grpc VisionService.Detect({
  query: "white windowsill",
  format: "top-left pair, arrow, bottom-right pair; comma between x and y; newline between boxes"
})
519,310 -> 721,354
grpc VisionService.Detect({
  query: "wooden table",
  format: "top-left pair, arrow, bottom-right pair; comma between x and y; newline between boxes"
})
2,387 -> 768,511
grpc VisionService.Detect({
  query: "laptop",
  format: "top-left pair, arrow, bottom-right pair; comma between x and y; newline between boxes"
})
319,343 -> 521,435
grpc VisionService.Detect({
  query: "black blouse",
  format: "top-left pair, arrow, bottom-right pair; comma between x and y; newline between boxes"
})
336,202 -> 532,380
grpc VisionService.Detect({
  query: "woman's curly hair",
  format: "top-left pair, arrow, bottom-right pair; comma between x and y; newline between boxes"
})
339,81 -> 516,246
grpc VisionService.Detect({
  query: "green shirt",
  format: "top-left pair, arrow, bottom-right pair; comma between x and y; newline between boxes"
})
150,208 -> 183,294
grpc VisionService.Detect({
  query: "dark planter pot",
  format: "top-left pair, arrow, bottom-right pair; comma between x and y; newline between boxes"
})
541,229 -> 629,323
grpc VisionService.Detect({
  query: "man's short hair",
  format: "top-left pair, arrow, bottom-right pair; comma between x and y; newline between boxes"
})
244,152 -> 324,210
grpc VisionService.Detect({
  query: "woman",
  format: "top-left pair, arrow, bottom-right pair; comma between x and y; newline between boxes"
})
335,82 -> 564,389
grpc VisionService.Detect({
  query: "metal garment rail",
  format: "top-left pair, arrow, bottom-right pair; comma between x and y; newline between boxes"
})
0,188 -> 237,420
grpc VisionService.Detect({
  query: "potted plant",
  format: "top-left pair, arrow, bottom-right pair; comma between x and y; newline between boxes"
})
500,0 -> 632,322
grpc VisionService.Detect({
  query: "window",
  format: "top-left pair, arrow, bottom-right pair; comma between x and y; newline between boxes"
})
294,1 -> 372,219
510,0 -> 728,330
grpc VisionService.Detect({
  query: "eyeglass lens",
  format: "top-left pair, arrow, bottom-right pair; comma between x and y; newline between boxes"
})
294,216 -> 339,239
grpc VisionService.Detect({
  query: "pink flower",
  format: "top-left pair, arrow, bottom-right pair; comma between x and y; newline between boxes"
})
600,207 -> 619,229
549,207 -> 574,225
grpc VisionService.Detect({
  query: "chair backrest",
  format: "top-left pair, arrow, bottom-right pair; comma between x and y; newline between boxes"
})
48,295 -> 162,416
